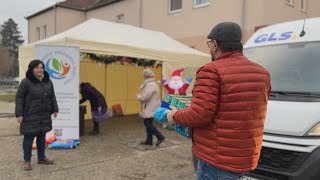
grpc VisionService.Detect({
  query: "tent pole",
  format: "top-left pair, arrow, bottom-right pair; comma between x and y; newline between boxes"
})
105,63 -> 107,101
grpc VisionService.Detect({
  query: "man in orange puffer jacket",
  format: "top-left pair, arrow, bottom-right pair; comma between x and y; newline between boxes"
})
167,22 -> 271,180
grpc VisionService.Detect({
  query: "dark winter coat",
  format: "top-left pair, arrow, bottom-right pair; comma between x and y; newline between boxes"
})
79,83 -> 107,111
15,71 -> 58,135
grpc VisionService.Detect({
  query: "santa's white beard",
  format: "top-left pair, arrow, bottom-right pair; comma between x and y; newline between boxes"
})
168,80 -> 184,90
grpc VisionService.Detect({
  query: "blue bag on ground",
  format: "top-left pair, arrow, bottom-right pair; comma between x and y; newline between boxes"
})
48,139 -> 80,149
153,107 -> 170,123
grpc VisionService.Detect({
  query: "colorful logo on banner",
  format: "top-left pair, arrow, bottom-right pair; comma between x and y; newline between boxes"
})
45,58 -> 71,80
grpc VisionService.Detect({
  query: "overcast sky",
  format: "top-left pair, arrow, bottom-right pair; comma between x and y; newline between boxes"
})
0,0 -> 65,43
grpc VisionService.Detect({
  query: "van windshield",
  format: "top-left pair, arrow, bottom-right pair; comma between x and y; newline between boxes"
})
244,42 -> 320,93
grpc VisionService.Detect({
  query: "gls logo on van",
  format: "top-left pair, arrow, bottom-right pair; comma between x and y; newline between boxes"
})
254,31 -> 297,43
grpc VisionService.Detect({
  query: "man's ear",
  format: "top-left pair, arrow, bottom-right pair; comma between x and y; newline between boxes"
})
213,40 -> 218,50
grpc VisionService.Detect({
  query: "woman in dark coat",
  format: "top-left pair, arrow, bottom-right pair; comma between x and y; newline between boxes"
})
15,59 -> 59,171
79,82 -> 108,135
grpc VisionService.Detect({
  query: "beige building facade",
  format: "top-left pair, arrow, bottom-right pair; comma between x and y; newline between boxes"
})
28,7 -> 86,42
26,0 -> 320,53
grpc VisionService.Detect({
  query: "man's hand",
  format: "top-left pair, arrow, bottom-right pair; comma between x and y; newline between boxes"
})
98,107 -> 102,114
167,106 -> 178,125
16,116 -> 23,124
53,112 -> 58,118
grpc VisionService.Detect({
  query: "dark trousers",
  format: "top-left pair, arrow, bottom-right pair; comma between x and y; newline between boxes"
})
93,121 -> 99,130
144,118 -> 164,143
23,134 -> 46,162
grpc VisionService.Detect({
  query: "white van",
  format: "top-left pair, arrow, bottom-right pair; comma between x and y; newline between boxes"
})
243,18 -> 320,180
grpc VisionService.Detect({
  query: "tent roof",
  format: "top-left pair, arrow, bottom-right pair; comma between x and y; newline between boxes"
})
19,18 -> 210,80
22,18 -> 209,66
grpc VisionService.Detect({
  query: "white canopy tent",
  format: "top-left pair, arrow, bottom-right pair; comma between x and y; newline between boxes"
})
19,18 -> 210,80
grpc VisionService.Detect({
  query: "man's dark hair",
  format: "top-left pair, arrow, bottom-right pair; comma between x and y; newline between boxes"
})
217,41 -> 243,52
208,22 -> 243,52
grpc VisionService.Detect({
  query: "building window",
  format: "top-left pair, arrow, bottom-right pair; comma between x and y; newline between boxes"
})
116,14 -> 124,23
194,0 -> 210,8
285,0 -> 294,6
42,25 -> 47,39
36,27 -> 40,41
300,0 -> 306,11
169,0 -> 182,13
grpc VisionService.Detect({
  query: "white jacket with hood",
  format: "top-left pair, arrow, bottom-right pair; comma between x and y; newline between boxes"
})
137,69 -> 160,118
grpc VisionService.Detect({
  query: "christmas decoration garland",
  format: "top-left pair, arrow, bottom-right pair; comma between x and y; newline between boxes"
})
82,53 -> 162,68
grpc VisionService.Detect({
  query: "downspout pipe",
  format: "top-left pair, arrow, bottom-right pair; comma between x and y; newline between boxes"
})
240,0 -> 245,30
240,0 -> 245,42
54,1 -> 57,35
139,0 -> 142,27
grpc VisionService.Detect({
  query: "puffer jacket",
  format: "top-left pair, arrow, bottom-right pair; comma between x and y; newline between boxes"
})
174,52 -> 271,173
15,71 -> 58,135
137,78 -> 161,118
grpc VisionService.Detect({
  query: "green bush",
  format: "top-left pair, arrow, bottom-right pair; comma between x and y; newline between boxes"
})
0,94 -> 15,102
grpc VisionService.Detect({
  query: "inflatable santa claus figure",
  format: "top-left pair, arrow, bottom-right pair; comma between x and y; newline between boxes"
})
162,68 -> 192,95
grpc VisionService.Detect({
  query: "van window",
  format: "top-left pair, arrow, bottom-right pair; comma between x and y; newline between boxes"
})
244,42 -> 320,93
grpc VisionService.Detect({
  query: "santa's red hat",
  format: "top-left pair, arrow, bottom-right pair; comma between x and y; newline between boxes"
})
171,68 -> 184,78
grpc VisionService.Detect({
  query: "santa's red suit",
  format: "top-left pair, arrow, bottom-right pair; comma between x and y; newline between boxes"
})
163,68 -> 191,95
164,83 -> 189,95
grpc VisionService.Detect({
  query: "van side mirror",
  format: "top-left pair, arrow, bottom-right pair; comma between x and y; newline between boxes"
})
299,30 -> 306,37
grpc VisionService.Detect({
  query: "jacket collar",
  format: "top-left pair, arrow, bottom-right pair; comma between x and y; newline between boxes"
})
215,51 -> 243,61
